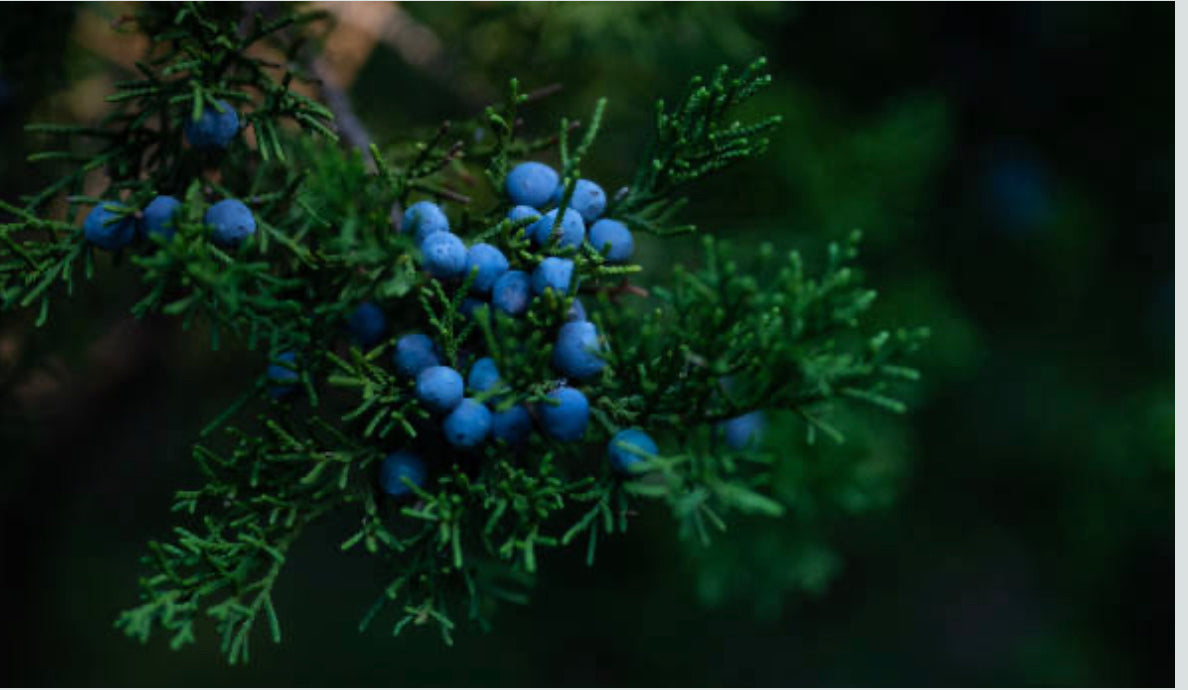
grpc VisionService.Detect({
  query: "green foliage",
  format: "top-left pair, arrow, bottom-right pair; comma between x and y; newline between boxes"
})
4,2 -> 335,332
613,59 -> 782,236
689,404 -> 913,616
118,414 -> 368,664
0,4 -> 926,664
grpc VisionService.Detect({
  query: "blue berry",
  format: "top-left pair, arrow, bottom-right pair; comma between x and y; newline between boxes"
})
491,404 -> 532,445
205,199 -> 256,247
183,99 -> 239,150
266,351 -> 299,399
507,205 -> 541,223
465,243 -> 509,294
443,398 -> 492,449
507,205 -> 541,241
720,411 -> 765,449
608,428 -> 658,474
529,208 -> 585,248
420,232 -> 468,280
567,298 -> 587,322
143,195 -> 181,240
553,320 -> 605,379
83,202 -> 137,251
588,219 -> 634,263
393,333 -> 440,377
539,386 -> 589,441
505,162 -> 559,208
403,200 -> 450,245
416,365 -> 464,414
531,257 -> 574,296
379,451 -> 427,498
566,179 -> 607,223
468,357 -> 501,394
346,301 -> 387,347
491,270 -> 532,316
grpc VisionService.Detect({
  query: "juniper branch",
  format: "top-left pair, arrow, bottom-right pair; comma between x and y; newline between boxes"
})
0,3 -> 926,662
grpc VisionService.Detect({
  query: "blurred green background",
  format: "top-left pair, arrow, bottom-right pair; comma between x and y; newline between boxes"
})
0,2 -> 1171,686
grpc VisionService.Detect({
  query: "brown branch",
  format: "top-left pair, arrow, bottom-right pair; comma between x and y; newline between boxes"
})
310,59 -> 375,172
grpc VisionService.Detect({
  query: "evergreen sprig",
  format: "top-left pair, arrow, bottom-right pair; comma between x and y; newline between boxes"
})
0,4 -> 926,664
612,58 -> 783,236
117,413 -> 374,664
3,1 -> 335,333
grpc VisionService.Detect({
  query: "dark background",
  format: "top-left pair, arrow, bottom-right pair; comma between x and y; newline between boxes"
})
0,2 -> 1172,686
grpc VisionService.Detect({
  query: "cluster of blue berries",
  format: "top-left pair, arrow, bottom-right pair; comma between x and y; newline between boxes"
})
393,335 -> 585,448
375,336 -> 596,498
401,198 -> 566,320
370,161 -> 660,498
82,196 -> 257,251
83,101 -> 252,251
379,346 -> 663,498
379,426 -> 667,499
400,161 -> 637,317
504,161 -> 635,263
265,300 -> 390,400
264,160 -> 764,502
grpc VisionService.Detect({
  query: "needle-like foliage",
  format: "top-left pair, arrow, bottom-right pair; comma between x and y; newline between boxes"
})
0,4 -> 926,664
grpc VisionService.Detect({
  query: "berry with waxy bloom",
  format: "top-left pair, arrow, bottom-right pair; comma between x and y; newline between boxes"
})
416,365 -> 464,414
491,404 -> 532,445
403,200 -> 450,244
588,218 -> 635,263
505,161 -> 559,208
539,386 -> 589,441
143,195 -> 182,240
443,398 -> 492,448
83,202 -> 137,251
465,243 -> 509,294
468,357 -> 501,394
607,428 -> 659,474
379,451 -> 427,498
532,257 -> 574,296
529,207 -> 585,249
492,270 -> 532,316
205,199 -> 256,247
553,320 -> 605,379
184,99 -> 240,149
720,411 -> 766,449
393,333 -> 440,377
420,232 -> 468,280
346,302 -> 387,348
